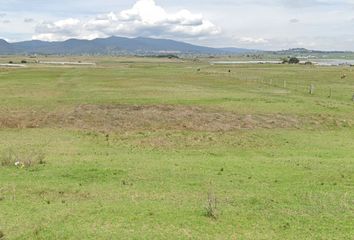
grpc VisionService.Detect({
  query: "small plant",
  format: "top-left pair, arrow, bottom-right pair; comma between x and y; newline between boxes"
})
205,191 -> 218,219
0,149 -> 16,166
0,230 -> 4,239
0,148 -> 46,168
309,84 -> 315,95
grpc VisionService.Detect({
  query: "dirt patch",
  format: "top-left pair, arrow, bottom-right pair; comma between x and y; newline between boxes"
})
0,104 -> 351,132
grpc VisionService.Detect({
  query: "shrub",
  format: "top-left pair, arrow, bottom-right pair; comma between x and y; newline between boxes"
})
156,54 -> 179,59
289,57 -> 300,64
21,60 -> 27,64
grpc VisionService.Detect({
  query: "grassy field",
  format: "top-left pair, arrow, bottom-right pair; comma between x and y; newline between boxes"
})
0,56 -> 353,239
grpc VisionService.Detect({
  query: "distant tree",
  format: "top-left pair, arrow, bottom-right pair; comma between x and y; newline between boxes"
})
288,57 -> 300,64
8,61 -> 13,64
156,54 -> 179,59
21,60 -> 27,64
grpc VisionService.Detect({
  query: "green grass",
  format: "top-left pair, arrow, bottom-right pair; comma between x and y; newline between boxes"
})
0,57 -> 353,239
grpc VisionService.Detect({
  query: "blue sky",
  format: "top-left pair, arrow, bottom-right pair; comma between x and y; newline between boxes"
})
1,0 -> 354,50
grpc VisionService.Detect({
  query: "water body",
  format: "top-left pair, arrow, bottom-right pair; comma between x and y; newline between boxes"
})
313,59 -> 354,66
0,64 -> 26,67
211,61 -> 282,65
39,61 -> 96,66
211,59 -> 354,66
210,59 -> 354,66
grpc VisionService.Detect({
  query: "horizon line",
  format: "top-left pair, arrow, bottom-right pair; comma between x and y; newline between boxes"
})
1,36 -> 354,53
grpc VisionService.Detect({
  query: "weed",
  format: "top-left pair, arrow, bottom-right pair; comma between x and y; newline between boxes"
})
205,191 -> 218,219
0,148 -> 46,168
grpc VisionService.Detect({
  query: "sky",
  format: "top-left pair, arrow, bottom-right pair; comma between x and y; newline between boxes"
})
1,0 -> 354,50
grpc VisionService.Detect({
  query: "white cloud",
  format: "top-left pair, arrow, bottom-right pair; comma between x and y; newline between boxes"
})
24,18 -> 35,23
34,18 -> 84,41
32,0 -> 220,41
289,18 -> 300,23
235,37 -> 269,44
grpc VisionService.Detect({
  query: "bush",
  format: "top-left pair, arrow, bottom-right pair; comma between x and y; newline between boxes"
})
289,57 -> 300,64
21,60 -> 27,64
156,54 -> 179,59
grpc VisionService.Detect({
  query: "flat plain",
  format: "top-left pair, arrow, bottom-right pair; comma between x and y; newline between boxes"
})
0,56 -> 353,239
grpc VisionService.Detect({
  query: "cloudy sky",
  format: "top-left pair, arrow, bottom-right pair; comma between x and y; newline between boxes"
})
1,0 -> 354,50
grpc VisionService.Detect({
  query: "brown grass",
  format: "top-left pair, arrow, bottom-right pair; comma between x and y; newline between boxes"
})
0,104 -> 351,132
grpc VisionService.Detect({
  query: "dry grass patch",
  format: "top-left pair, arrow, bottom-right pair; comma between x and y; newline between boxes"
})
0,104 -> 352,132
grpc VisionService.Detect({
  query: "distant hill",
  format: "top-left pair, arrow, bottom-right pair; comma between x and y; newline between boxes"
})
2,37 -> 353,56
0,36 -> 255,55
0,39 -> 13,54
271,48 -> 352,55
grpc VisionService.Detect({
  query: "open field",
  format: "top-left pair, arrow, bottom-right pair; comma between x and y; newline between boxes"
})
0,56 -> 353,239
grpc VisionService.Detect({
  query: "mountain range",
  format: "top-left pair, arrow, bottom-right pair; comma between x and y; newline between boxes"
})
0,36 -> 255,55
